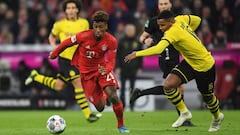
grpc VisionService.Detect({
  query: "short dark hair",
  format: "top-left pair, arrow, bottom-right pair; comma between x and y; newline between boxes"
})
158,10 -> 174,19
62,0 -> 81,13
92,10 -> 109,23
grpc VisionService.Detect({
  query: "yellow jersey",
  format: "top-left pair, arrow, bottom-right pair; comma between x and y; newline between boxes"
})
136,15 -> 215,72
51,18 -> 89,59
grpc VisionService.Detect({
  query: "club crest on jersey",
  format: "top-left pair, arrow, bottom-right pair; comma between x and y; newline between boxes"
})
71,35 -> 76,43
102,45 -> 107,51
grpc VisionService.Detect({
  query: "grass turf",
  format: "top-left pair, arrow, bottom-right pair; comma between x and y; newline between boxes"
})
0,110 -> 239,135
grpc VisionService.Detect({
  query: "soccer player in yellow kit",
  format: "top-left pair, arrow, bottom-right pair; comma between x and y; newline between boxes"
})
125,10 -> 224,132
25,0 -> 100,122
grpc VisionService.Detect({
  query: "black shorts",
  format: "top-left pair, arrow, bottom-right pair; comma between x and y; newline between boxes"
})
171,60 -> 216,94
58,57 -> 80,83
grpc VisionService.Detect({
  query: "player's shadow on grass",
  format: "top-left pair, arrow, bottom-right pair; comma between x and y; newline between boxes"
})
132,128 -> 191,133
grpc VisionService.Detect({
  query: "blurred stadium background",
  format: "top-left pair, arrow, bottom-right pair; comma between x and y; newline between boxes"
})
0,0 -> 240,111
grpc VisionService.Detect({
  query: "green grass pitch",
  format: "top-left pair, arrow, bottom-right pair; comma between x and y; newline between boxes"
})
0,110 -> 239,135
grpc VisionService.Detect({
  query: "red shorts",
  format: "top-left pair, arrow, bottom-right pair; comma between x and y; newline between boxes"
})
80,71 -> 119,105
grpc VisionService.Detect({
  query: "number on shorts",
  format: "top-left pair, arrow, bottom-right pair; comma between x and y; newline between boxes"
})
106,72 -> 114,81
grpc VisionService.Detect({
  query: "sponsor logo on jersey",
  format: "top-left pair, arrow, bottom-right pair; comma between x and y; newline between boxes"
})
85,45 -> 90,49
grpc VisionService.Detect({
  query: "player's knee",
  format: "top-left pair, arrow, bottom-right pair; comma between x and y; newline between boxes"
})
95,100 -> 105,112
179,85 -> 184,94
55,81 -> 66,91
108,94 -> 119,104
71,78 -> 82,88
163,82 -> 175,91
55,85 -> 64,91
95,105 -> 105,112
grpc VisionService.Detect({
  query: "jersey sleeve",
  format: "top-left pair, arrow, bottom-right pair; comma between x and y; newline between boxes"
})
188,15 -> 201,31
51,22 -> 60,36
136,39 -> 169,57
51,37 -> 75,58
51,33 -> 82,58
106,37 -> 117,71
136,26 -> 176,57
176,15 -> 201,31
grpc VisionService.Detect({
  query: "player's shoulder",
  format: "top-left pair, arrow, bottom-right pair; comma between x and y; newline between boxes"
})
77,18 -> 89,23
175,15 -> 185,19
54,18 -> 67,24
147,16 -> 158,24
105,32 -> 117,41
144,16 -> 158,28
77,29 -> 91,37
53,19 -> 68,28
175,15 -> 190,23
151,16 -> 158,21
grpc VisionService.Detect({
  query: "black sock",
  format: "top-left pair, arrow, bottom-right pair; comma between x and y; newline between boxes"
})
140,85 -> 165,96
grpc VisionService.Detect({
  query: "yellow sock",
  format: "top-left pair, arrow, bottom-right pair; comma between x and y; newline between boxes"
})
165,88 -> 188,113
213,110 -> 220,119
175,100 -> 188,113
206,94 -> 220,119
74,88 -> 91,119
34,74 -> 56,90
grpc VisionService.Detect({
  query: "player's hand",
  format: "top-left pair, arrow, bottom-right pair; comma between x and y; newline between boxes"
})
49,51 -> 57,59
124,51 -> 137,63
98,64 -> 106,75
144,37 -> 153,46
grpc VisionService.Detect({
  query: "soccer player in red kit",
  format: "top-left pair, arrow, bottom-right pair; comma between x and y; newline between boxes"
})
50,10 -> 129,133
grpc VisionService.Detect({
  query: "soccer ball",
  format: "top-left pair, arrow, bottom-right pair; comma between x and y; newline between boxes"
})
46,115 -> 66,134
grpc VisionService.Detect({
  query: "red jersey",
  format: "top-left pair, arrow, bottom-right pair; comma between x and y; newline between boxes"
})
51,30 -> 117,73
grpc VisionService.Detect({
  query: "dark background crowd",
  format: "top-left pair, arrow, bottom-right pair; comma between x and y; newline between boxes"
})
0,0 -> 240,49
0,0 -> 240,109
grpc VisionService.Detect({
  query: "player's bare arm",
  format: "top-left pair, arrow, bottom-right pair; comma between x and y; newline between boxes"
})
48,33 -> 58,49
140,31 -> 153,46
124,51 -> 137,63
49,35 -> 78,59
98,64 -> 107,75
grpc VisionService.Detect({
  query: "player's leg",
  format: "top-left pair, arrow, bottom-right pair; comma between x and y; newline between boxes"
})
56,57 -> 99,122
129,76 -> 136,111
131,84 -> 194,126
130,85 -> 164,104
101,71 -> 129,133
164,73 -> 192,128
165,61 -> 195,128
177,84 -> 195,126
177,84 -> 184,115
104,85 -> 129,133
119,75 -> 126,109
71,77 -> 100,122
82,76 -> 106,113
25,57 -> 68,91
25,69 -> 66,91
195,66 -> 223,132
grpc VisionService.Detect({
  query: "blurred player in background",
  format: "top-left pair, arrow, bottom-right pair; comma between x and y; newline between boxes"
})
25,0 -> 100,122
116,24 -> 142,111
130,0 -> 194,126
125,10 -> 224,132
50,10 -> 130,133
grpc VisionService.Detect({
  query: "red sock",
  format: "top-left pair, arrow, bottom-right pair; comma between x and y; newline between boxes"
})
112,101 -> 124,128
102,92 -> 107,106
